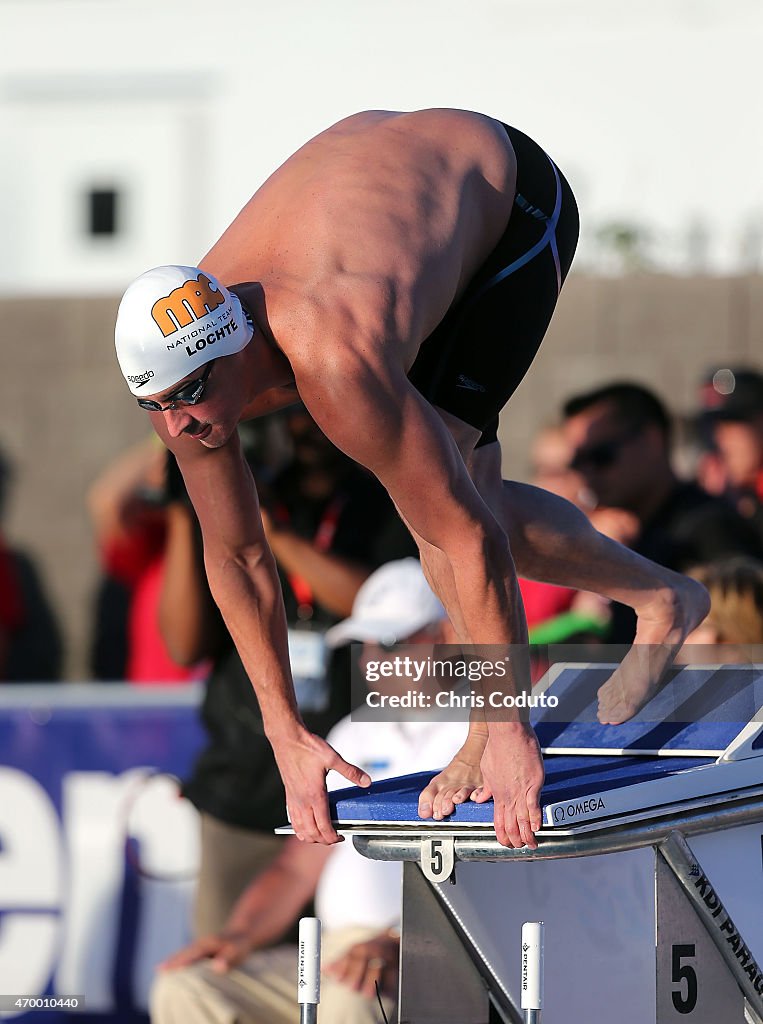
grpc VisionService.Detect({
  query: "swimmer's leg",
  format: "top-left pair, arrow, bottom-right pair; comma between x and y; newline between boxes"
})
398,411 -> 537,832
387,500 -> 490,820
468,440 -> 710,723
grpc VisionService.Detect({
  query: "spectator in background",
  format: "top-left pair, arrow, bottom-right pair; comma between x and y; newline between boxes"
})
695,366 -> 763,545
160,407 -> 417,937
518,424 -> 609,650
679,556 -> 763,671
0,447 -> 62,682
0,545 -> 23,677
682,557 -> 763,649
520,424 -> 581,630
87,438 -> 203,684
0,450 -> 24,677
527,422 -> 589,509
562,382 -> 763,643
151,560 -> 464,1024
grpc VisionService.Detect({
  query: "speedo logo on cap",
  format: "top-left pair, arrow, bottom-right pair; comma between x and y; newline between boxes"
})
151,273 -> 226,338
127,370 -> 155,387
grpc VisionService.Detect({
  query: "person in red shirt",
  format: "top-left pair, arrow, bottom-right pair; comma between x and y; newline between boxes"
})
87,439 -> 203,684
518,423 -> 611,647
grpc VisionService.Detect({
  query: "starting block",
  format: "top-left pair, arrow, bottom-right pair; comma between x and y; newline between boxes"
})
327,664 -> 763,1023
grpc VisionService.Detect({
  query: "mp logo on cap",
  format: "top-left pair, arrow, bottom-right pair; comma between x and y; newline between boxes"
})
151,273 -> 226,338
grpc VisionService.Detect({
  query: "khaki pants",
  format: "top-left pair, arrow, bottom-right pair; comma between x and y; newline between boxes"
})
150,926 -> 397,1024
194,813 -> 286,937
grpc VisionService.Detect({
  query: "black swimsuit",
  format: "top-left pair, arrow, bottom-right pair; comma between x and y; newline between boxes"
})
407,123 -> 580,447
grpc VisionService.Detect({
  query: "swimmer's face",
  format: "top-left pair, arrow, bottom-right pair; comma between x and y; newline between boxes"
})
143,358 -> 244,448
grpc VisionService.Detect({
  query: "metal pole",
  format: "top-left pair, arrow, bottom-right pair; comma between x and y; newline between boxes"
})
521,922 -> 544,1024
353,789 -> 763,864
298,917 -> 321,1024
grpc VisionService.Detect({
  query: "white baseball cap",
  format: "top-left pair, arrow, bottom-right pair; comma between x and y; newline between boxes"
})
325,558 -> 445,648
115,265 -> 254,397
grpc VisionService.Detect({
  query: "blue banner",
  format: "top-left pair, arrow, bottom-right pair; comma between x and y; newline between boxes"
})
0,685 -> 207,1023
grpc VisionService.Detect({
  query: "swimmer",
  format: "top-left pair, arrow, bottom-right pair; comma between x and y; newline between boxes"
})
115,109 -> 709,849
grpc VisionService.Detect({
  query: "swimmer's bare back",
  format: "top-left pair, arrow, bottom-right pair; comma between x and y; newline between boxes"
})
201,108 -> 518,374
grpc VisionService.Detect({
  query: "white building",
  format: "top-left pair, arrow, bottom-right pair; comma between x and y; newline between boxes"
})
2,0 -> 762,295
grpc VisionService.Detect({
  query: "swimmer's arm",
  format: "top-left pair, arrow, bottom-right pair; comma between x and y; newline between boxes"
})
151,420 -> 297,715
148,416 -> 370,844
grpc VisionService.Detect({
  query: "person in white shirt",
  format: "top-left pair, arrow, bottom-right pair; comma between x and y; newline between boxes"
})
150,559 -> 465,1024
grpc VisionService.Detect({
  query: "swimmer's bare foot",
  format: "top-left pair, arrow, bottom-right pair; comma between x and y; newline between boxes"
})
420,723 -> 544,848
597,576 -> 710,724
418,728 -> 487,821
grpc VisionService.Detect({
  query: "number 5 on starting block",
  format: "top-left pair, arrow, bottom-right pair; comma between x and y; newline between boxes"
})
421,836 -> 455,884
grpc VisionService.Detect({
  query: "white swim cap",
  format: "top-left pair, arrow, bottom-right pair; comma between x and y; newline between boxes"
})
115,265 -> 254,397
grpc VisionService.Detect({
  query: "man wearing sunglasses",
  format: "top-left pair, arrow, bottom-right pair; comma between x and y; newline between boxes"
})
115,109 -> 710,851
563,382 -> 763,642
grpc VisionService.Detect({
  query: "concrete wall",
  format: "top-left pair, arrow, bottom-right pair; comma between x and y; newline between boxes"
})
500,273 -> 763,473
1,294 -> 147,680
2,274 -> 761,680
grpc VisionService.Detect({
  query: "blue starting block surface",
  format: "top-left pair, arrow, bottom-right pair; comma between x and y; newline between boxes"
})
531,663 -> 763,756
326,665 -> 763,831
329,753 -> 763,829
